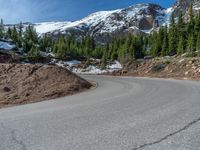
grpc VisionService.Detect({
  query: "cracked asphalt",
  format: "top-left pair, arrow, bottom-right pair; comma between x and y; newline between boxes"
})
0,75 -> 200,150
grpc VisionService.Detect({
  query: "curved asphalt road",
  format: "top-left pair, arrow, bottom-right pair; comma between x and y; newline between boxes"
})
0,75 -> 200,150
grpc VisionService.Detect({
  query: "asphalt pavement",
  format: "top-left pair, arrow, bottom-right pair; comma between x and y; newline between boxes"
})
0,75 -> 200,150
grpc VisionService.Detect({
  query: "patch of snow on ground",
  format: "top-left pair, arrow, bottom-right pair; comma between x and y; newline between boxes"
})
55,60 -> 81,68
107,61 -> 122,69
74,66 -> 108,74
0,41 -> 16,50
54,60 -> 122,74
74,61 -> 122,74
65,60 -> 81,67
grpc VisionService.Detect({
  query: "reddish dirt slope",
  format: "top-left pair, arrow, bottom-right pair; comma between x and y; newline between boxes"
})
0,64 -> 92,108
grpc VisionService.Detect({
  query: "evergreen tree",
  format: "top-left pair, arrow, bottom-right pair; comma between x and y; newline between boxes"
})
0,18 -> 4,38
101,50 -> 107,69
196,32 -> 200,56
19,21 -> 23,37
168,13 -> 177,55
27,45 -> 41,61
150,31 -> 159,57
23,25 -> 38,53
11,26 -> 19,44
189,4 -> 194,22
39,34 -> 53,52
187,34 -> 196,56
161,26 -> 168,56
177,35 -> 184,55
6,27 -> 12,39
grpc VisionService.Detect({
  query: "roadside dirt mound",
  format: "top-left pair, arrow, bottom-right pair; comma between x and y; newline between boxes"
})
0,64 -> 92,107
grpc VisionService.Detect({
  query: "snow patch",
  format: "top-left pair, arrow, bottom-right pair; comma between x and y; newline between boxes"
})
54,60 -> 122,74
193,5 -> 200,10
107,61 -> 122,69
141,28 -> 153,34
0,41 -> 16,50
35,21 -> 72,35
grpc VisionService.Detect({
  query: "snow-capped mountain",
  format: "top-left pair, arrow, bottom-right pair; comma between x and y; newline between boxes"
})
6,0 -> 199,43
33,3 -> 172,43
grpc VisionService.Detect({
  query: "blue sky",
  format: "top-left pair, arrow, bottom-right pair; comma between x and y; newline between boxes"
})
0,0 -> 176,24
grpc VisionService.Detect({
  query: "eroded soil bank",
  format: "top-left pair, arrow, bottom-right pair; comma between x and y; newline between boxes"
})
0,64 -> 92,108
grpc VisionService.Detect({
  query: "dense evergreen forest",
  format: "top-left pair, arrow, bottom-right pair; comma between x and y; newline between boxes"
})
0,6 -> 200,64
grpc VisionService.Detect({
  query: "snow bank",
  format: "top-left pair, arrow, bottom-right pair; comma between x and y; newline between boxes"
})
0,41 -> 16,50
54,60 -> 122,74
107,61 -> 122,69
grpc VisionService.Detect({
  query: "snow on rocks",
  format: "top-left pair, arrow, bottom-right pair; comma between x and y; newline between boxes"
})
107,61 -> 122,70
35,21 -> 72,35
0,40 -> 16,51
54,60 -> 122,74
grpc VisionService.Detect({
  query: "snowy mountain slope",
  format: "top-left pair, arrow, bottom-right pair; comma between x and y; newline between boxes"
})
33,3 -> 172,42
35,21 -> 72,35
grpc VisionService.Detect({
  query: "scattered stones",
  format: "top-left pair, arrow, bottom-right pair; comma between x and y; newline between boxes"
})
189,60 -> 195,64
185,71 -> 189,75
179,59 -> 185,63
3,87 -> 11,92
192,66 -> 197,70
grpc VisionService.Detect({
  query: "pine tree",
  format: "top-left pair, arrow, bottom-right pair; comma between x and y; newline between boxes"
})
177,35 -> 184,55
23,25 -> 38,53
187,34 -> 196,56
6,27 -> 12,39
168,13 -> 177,55
196,32 -> 200,57
150,31 -> 159,57
101,51 -> 107,69
27,45 -> 40,61
19,21 -> 23,37
39,34 -> 53,52
189,4 -> 194,22
12,26 -> 19,44
0,18 -> 4,38
161,26 -> 168,56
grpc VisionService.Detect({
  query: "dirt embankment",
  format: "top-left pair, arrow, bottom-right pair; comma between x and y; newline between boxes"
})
110,57 -> 200,80
0,64 -> 92,108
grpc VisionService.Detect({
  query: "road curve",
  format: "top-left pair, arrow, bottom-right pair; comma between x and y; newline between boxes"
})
0,75 -> 200,150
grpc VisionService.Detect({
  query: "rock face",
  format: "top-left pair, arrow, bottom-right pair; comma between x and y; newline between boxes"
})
173,0 -> 200,17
